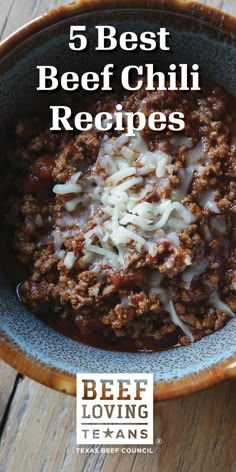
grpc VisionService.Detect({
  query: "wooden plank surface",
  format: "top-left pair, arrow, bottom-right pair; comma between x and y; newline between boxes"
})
0,364 -> 18,420
0,370 -> 236,472
0,0 -> 66,41
0,373 -> 235,472
0,1 -> 236,472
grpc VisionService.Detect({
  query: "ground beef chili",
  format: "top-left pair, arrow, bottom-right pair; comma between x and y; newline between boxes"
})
1,80 -> 236,352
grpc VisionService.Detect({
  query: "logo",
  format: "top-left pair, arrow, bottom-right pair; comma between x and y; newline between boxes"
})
76,373 -> 153,445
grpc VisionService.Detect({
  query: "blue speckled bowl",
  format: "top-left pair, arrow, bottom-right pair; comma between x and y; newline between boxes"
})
0,0 -> 235,399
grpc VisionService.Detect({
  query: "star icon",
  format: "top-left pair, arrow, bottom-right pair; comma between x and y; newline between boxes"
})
103,427 -> 114,438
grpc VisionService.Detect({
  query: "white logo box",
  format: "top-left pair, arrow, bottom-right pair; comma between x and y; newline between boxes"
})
77,373 -> 153,445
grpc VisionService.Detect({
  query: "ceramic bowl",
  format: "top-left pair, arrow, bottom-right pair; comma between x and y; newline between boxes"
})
0,0 -> 235,399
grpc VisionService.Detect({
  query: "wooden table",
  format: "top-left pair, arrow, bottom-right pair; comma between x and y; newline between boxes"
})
0,1 -> 236,471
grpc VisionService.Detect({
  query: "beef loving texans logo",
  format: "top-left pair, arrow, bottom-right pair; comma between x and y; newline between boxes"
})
76,373 -> 153,445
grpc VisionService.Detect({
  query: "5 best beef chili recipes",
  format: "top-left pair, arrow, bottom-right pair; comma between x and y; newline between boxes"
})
37,26 -> 200,135
1,25 -> 235,352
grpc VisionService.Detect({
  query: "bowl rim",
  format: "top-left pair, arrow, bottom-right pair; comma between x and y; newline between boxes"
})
0,331 -> 236,399
0,0 -> 236,400
1,0 -> 236,57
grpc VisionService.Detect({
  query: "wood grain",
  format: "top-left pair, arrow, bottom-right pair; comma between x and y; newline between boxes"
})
0,0 -> 67,41
0,0 -> 236,40
0,377 -> 235,472
0,1 -> 236,472
0,363 -> 18,419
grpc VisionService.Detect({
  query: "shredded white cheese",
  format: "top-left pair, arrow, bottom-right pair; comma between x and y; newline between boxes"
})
53,183 -> 82,195
53,131 -> 200,271
182,259 -> 209,289
166,300 -> 194,342
64,251 -> 75,269
198,190 -> 220,214
209,292 -> 235,317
